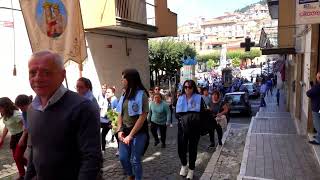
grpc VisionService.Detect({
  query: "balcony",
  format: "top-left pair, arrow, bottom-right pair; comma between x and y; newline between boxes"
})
80,0 -> 177,37
259,26 -> 296,55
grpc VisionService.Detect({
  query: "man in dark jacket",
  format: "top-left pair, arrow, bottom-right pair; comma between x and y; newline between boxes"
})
25,50 -> 102,180
307,72 -> 320,145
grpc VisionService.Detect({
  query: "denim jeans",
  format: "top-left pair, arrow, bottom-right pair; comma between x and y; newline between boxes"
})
312,111 -> 320,143
260,93 -> 266,107
119,133 -> 147,180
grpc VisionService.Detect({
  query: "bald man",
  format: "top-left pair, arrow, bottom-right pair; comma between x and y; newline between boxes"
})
25,50 -> 102,180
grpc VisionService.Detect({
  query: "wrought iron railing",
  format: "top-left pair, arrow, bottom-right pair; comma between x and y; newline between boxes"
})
115,0 -> 155,26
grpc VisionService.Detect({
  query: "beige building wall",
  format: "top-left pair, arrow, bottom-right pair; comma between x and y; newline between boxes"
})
278,0 -> 295,48
85,32 -> 150,97
290,25 -> 319,134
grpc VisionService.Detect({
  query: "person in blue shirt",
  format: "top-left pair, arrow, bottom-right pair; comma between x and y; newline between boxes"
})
276,89 -> 280,106
15,94 -> 36,179
76,77 -> 99,109
100,86 -> 118,152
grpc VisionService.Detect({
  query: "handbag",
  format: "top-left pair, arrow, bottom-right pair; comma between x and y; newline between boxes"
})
215,115 -> 227,130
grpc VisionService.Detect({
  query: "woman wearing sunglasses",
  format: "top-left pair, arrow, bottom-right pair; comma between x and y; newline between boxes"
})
176,80 -> 206,179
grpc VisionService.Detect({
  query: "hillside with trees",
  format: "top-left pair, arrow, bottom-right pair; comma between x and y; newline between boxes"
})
235,0 -> 267,13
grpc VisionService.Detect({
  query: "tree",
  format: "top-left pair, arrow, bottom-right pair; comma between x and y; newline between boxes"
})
149,39 -> 197,86
206,59 -> 218,70
232,57 -> 241,67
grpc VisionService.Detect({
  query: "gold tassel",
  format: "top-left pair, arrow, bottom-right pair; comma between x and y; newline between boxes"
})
13,65 -> 16,76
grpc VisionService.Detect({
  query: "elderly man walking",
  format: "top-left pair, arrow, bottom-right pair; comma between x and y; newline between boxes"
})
25,50 -> 102,180
307,72 -> 320,145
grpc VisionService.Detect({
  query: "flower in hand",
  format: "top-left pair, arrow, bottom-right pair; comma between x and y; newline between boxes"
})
123,135 -> 133,145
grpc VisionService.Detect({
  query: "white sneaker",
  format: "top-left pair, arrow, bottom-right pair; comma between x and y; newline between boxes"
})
179,165 -> 188,176
186,169 -> 194,179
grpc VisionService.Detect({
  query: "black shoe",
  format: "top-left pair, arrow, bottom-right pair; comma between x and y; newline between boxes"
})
154,140 -> 160,146
309,140 -> 320,145
218,140 -> 223,146
161,144 -> 166,148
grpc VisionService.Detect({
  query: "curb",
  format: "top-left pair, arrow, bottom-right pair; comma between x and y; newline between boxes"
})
199,123 -> 232,180
237,116 -> 254,180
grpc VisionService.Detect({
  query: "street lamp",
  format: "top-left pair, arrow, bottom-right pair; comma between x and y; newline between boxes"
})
267,0 -> 279,19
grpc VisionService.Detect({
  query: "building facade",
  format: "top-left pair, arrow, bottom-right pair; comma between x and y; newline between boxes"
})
262,0 -> 320,135
177,3 -> 277,55
80,0 -> 177,95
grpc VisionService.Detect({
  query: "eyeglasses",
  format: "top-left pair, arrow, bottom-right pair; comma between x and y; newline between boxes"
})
184,86 -> 193,89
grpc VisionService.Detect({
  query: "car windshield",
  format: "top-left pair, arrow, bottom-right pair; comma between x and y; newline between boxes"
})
225,94 -> 242,105
245,85 -> 254,90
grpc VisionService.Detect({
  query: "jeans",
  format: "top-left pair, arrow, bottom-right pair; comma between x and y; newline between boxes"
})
312,112 -> 320,143
260,93 -> 266,107
150,122 -> 167,145
119,133 -> 147,180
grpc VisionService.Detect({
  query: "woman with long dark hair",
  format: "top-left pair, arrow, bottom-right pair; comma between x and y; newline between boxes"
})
176,80 -> 205,179
0,97 -> 28,180
116,69 -> 149,180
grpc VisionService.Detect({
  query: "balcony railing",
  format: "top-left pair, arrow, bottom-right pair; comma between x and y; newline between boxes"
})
115,0 -> 155,26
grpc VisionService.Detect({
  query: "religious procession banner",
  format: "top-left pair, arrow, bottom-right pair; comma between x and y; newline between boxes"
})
19,0 -> 87,65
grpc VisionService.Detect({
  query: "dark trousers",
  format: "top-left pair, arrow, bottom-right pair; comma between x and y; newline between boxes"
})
169,105 -> 173,124
150,121 -> 167,144
101,122 -> 111,151
208,121 -> 223,145
260,93 -> 266,107
177,122 -> 200,170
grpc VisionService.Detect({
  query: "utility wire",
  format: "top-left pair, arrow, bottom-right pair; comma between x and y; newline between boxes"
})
10,0 -> 16,76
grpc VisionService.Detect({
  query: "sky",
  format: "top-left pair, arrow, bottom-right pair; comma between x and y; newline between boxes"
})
167,0 -> 263,25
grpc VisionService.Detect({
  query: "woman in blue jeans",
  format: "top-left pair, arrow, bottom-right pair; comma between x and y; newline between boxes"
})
116,69 -> 149,180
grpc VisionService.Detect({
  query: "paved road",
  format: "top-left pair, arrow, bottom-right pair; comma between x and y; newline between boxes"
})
102,121 -> 213,180
0,98 -> 259,179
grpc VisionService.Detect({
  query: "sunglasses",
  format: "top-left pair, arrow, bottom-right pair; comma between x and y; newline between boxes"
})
184,86 -> 193,89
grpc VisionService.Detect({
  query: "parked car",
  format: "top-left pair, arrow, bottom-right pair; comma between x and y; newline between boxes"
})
240,83 -> 259,98
223,92 -> 251,116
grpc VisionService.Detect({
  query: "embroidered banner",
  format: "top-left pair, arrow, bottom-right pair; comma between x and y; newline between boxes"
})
20,0 -> 87,65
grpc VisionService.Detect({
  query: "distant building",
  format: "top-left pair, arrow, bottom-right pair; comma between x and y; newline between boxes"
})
177,3 -> 277,54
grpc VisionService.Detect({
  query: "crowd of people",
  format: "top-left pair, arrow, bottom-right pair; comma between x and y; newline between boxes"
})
2,50 -> 318,180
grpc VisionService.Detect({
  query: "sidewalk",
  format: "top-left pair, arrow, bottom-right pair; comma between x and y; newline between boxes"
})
238,91 -> 320,180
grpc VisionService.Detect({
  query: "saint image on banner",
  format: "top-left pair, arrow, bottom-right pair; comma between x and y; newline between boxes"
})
36,0 -> 67,38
